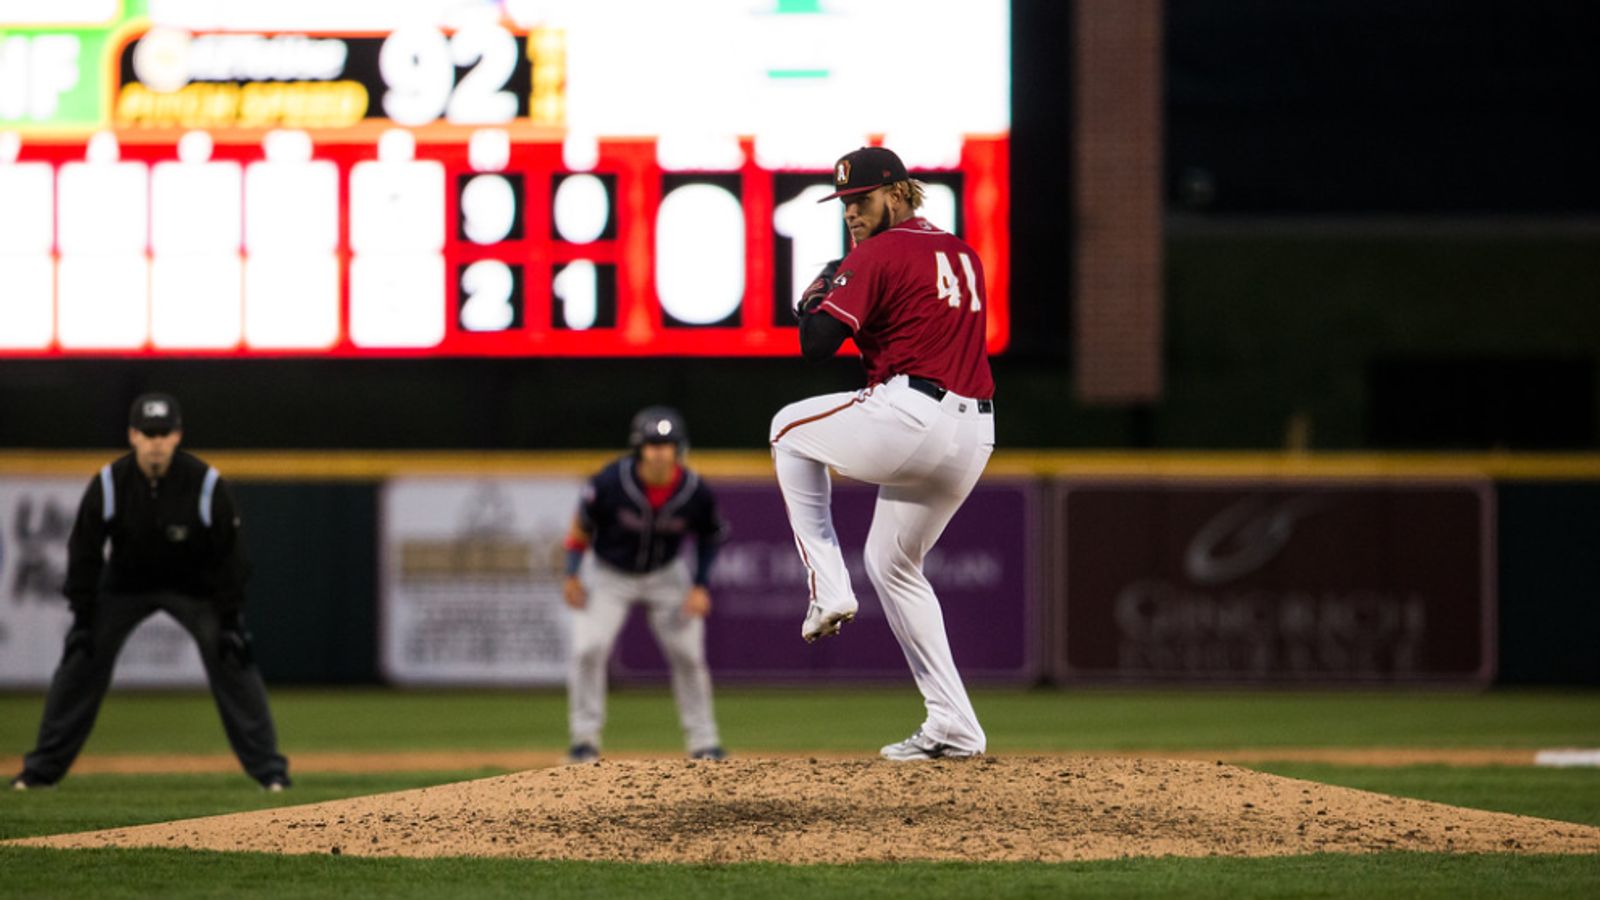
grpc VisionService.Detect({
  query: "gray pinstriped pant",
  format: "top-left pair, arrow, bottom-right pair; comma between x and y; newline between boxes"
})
567,557 -> 720,754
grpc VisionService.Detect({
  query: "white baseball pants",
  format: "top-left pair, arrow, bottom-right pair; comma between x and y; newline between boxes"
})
770,374 -> 995,752
567,557 -> 720,753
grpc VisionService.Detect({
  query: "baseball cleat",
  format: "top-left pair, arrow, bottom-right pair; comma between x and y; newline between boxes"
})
259,775 -> 292,793
801,599 -> 858,643
11,771 -> 56,791
689,745 -> 727,761
565,742 -> 601,764
879,729 -> 982,761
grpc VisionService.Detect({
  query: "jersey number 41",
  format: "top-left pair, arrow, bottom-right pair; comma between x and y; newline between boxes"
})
934,251 -> 982,312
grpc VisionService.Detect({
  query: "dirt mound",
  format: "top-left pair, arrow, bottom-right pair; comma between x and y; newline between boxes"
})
13,756 -> 1600,863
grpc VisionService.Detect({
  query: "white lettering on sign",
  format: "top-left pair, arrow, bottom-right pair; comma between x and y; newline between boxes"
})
1112,579 -> 1429,676
188,34 -> 349,82
131,29 -> 351,94
0,34 -> 81,121
1183,495 -> 1330,586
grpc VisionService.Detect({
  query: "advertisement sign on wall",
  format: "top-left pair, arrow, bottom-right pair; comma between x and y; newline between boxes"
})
617,479 -> 1042,681
0,476 -> 207,688
1053,480 -> 1495,683
380,476 -> 1040,685
379,478 -> 580,686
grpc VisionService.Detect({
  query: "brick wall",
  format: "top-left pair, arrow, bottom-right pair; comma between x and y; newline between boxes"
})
1073,0 -> 1164,403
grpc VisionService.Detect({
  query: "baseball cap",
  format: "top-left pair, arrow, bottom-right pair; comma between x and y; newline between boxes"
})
129,393 -> 182,436
817,146 -> 910,202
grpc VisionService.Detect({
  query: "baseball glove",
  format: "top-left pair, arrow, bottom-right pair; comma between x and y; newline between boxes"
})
795,259 -> 843,315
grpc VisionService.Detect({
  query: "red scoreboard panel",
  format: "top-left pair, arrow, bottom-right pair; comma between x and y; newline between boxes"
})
0,3 -> 1010,358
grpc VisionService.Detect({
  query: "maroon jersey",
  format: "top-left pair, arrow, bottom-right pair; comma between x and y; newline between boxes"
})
816,217 -> 995,399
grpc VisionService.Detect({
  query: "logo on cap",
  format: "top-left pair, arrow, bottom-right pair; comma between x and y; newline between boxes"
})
143,400 -> 170,419
835,159 -> 851,186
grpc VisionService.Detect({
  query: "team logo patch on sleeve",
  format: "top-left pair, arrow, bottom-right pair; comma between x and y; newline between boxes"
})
833,270 -> 851,287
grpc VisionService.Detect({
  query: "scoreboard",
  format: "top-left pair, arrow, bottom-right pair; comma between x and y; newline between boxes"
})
0,0 -> 1010,358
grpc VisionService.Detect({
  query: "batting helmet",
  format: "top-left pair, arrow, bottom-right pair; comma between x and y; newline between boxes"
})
629,405 -> 689,453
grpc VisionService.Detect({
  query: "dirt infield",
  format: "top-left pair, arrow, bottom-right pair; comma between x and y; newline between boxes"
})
0,745 -> 1567,776
13,756 -> 1600,863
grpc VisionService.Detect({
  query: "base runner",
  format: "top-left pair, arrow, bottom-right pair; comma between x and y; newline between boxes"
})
561,406 -> 729,764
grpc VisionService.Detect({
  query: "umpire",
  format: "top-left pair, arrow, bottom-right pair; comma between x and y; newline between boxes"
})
9,394 -> 291,791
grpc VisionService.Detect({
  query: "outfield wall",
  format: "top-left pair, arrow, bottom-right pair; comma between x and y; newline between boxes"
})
1,452 -> 1597,687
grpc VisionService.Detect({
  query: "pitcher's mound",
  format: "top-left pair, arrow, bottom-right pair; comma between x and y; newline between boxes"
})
14,757 -> 1600,863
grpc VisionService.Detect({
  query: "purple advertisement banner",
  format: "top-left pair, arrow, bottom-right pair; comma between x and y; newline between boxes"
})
1053,479 -> 1496,684
616,479 -> 1041,681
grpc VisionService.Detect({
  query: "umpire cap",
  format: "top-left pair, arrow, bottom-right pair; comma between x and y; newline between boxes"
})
129,393 -> 182,436
629,406 -> 689,453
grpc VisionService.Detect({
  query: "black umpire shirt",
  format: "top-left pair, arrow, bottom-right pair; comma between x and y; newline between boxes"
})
579,457 -> 727,583
63,450 -> 249,614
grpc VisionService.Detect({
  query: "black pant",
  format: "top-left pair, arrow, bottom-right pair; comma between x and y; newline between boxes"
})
21,591 -> 289,785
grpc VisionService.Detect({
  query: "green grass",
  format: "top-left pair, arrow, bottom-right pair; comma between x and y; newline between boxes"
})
4,687 -> 1598,756
2,688 -> 1596,898
1253,763 -> 1600,828
0,772 -> 483,841
0,850 -> 1595,900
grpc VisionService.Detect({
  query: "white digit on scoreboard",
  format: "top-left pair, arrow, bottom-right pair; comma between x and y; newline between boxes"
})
773,184 -> 846,314
0,138 -> 54,349
350,130 -> 445,348
460,173 -> 518,245
57,133 -> 148,350
919,182 -> 958,235
378,27 -> 453,127
351,255 -> 446,347
656,183 -> 744,325
549,171 -> 612,331
151,132 -> 243,349
244,130 -> 339,349
552,174 -> 609,244
379,25 -> 520,127
350,132 -> 444,253
553,260 -> 598,330
459,259 -> 518,332
447,24 -> 520,125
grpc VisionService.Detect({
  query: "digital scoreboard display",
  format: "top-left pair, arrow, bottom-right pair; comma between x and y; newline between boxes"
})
0,0 -> 1009,357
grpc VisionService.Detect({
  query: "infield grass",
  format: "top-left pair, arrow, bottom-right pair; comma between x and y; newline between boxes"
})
2,688 -> 1596,898
3,686 -> 1598,755
1253,763 -> 1600,829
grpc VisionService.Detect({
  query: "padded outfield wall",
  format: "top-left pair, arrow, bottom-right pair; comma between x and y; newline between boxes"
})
1,452 -> 1596,687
